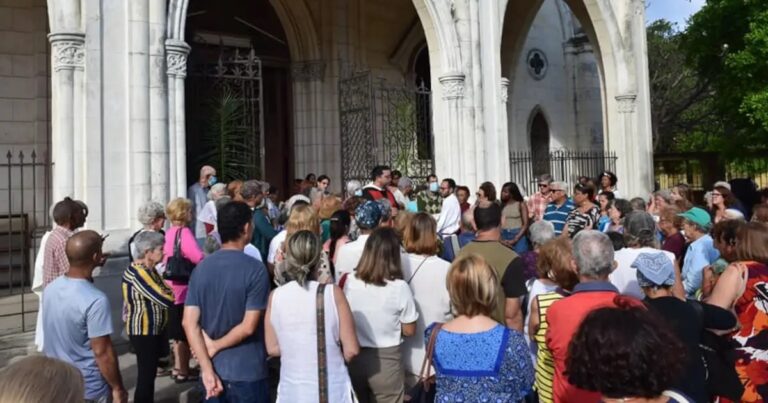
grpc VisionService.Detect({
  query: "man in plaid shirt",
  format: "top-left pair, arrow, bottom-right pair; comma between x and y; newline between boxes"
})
42,197 -> 88,288
527,174 -> 553,221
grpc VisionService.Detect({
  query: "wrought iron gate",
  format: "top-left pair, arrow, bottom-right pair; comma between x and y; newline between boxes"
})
187,47 -> 265,180
339,72 -> 434,185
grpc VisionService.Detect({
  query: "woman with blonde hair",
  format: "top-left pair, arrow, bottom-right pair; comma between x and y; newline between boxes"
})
163,197 -> 204,383
401,213 -> 452,387
266,230 -> 360,402
319,195 -> 342,243
0,356 -> 84,403
273,204 -> 333,283
345,227 -> 418,402
426,254 -> 533,401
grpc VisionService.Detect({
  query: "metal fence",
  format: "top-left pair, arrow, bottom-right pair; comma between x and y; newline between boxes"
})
654,152 -> 768,191
509,149 -> 617,196
0,150 -> 51,335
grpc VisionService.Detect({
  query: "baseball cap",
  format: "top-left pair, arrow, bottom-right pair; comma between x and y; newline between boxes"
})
677,207 -> 712,229
632,252 -> 675,288
355,201 -> 382,230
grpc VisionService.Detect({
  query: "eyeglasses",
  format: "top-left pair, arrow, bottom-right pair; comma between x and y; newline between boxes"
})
551,189 -> 564,193
712,193 -> 722,197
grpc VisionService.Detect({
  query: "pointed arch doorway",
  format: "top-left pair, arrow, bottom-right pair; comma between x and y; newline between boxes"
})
530,110 -> 550,177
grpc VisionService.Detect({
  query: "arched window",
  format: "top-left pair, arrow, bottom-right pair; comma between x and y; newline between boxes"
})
530,109 -> 550,177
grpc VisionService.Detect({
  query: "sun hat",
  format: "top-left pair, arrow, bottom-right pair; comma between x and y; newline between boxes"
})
632,252 -> 675,288
677,207 -> 712,229
355,201 -> 382,230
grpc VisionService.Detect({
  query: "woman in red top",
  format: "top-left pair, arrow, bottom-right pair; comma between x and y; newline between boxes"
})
709,222 -> 768,402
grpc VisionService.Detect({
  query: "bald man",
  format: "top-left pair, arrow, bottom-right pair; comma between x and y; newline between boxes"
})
43,230 -> 127,403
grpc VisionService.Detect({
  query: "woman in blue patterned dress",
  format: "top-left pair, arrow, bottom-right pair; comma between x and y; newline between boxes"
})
426,254 -> 534,402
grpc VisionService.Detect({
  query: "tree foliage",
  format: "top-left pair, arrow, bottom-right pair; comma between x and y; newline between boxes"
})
647,19 -> 715,152
683,0 -> 768,152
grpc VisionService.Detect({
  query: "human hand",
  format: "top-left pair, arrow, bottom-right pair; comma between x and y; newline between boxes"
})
112,388 -> 128,403
203,331 -> 218,358
202,368 -> 224,399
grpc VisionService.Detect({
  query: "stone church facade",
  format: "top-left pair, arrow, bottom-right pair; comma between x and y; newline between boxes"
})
0,0 -> 652,249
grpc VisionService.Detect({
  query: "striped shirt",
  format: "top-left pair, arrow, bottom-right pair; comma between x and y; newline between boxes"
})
542,199 -> 575,235
122,263 -> 175,336
533,291 -> 567,403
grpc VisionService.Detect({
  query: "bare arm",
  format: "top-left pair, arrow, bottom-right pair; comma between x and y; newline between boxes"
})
505,297 -> 524,331
528,297 -> 541,341
401,321 -> 417,337
91,336 -> 126,400
264,293 -> 280,357
333,285 -> 360,362
707,263 -> 746,309
183,306 -> 222,399
513,203 -> 530,243
672,260 -> 686,300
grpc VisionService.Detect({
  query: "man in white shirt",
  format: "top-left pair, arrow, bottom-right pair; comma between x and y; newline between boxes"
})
187,165 -> 216,238
436,178 -> 461,236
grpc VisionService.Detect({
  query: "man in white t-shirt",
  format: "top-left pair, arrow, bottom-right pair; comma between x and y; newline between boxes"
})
609,211 -> 681,299
435,178 -> 461,236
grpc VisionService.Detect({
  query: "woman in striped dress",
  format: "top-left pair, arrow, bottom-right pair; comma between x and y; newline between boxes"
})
122,231 -> 175,403
527,237 -> 579,403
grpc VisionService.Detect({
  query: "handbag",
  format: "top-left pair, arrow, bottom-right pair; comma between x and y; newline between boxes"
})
163,229 -> 196,283
316,283 -> 329,403
405,323 -> 443,403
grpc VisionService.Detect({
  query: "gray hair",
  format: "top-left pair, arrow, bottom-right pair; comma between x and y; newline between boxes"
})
133,231 -> 165,260
630,197 -> 647,211
137,201 -> 165,227
207,183 -> 228,201
309,187 -> 324,204
538,174 -> 553,184
398,176 -> 413,190
240,180 -> 263,200
623,211 -> 659,248
214,196 -> 231,211
654,189 -> 673,204
529,220 -> 556,246
551,181 -> 568,195
346,180 -> 362,196
276,230 -> 322,287
573,230 -> 615,279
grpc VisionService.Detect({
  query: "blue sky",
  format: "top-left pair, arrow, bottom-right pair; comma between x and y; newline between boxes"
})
646,0 -> 706,27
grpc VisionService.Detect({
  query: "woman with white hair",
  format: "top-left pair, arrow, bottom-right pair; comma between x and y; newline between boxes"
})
197,182 -> 228,235
266,230 -> 359,402
122,231 -> 175,402
345,180 -> 363,200
128,201 -> 166,262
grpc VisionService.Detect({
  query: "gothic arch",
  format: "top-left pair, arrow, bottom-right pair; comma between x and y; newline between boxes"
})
528,107 -> 551,177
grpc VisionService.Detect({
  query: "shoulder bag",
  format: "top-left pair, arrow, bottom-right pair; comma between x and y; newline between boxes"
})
316,283 -> 329,403
405,323 -> 443,402
163,229 -> 196,284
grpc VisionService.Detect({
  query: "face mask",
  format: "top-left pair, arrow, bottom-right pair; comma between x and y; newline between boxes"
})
429,182 -> 439,193
354,189 -> 363,197
208,176 -> 218,186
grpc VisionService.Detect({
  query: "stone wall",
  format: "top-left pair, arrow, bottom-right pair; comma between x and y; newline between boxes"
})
0,0 -> 50,227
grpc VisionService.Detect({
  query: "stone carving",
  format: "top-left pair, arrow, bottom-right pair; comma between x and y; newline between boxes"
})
527,49 -> 548,80
501,78 -> 510,103
165,40 -> 191,78
291,61 -> 326,82
616,94 -> 637,113
49,33 -> 85,71
439,73 -> 465,100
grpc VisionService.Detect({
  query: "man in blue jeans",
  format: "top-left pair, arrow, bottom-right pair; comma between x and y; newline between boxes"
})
184,201 -> 271,402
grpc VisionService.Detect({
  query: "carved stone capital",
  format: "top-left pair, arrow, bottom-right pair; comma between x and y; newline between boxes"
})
439,72 -> 465,100
48,32 -> 85,72
500,77 -> 510,103
165,40 -> 191,78
616,94 -> 637,114
291,60 -> 326,82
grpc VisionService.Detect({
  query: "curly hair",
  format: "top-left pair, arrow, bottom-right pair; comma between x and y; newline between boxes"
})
566,303 -> 686,399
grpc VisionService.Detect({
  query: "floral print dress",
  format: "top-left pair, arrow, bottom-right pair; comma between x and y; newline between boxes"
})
427,323 -> 534,402
730,261 -> 768,402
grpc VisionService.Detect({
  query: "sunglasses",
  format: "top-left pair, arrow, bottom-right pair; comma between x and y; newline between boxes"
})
538,184 -> 548,188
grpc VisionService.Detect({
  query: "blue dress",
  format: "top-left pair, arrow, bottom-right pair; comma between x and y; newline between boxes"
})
426,323 -> 534,402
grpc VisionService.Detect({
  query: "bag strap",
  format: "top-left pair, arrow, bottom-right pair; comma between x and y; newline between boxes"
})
407,256 -> 430,284
173,228 -> 183,257
339,272 -> 349,289
450,235 -> 460,258
316,283 -> 328,403
418,323 -> 443,386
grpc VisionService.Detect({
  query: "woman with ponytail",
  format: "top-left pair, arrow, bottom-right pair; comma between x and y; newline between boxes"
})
265,230 -> 360,402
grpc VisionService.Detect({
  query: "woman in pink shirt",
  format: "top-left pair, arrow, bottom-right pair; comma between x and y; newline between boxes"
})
164,198 -> 204,383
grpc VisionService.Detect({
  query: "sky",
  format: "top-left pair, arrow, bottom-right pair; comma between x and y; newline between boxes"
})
645,0 -> 706,28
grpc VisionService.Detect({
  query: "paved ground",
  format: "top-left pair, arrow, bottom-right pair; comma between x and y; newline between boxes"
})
0,331 -> 200,403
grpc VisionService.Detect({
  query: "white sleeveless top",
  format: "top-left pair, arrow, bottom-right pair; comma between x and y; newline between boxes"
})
270,281 -> 355,403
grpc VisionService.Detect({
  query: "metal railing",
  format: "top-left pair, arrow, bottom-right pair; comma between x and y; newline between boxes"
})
509,149 -> 617,196
0,150 -> 51,335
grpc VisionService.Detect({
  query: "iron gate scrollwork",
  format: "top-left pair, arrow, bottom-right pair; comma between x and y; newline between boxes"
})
187,47 -> 265,181
339,72 -> 434,186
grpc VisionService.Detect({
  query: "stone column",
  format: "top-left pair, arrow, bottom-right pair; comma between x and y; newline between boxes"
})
49,32 -> 85,201
165,40 -> 190,198
500,77 -> 510,174
438,72 -> 468,184
291,60 -> 327,181
615,94 -> 642,197
149,0 -> 169,202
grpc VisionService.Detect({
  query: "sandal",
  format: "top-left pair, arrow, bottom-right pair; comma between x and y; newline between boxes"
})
156,367 -> 172,377
172,371 -> 199,384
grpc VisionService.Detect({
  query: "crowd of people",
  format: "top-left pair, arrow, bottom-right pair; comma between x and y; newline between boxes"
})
3,164 -> 768,403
